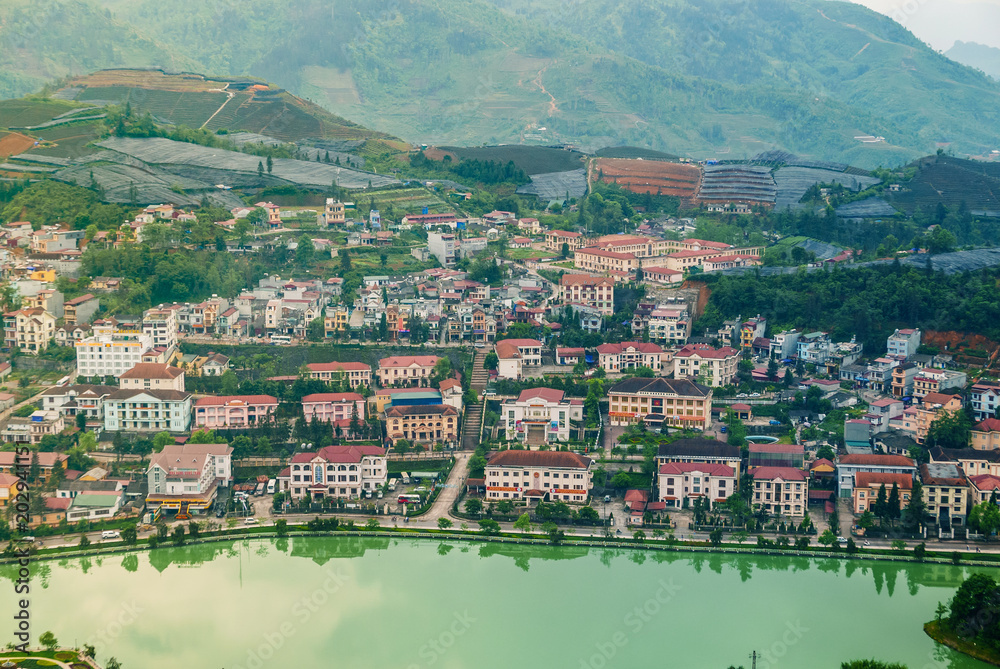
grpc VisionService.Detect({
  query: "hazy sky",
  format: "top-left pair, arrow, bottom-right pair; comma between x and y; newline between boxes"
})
850,0 -> 1000,50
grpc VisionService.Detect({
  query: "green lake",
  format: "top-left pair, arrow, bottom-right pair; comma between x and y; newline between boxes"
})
4,538 -> 998,669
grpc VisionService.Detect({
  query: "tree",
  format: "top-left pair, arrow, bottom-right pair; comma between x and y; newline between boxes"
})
484,352 -> 499,371
913,542 -> 927,561
887,483 -> 901,523
576,506 -> 600,524
296,235 -> 314,266
153,431 -> 174,451
307,317 -> 325,342
257,160 -> 264,178
478,519 -> 501,535
818,529 -> 837,548
365,518 -> 380,530
266,155 -> 273,174
76,412 -> 88,430
122,526 -> 137,545
561,241 -> 570,258
339,248 -> 352,273
431,357 -> 453,385
39,631 -> 58,651
633,529 -> 646,542
543,522 -> 564,544
220,370 -> 239,395
28,451 -> 40,484
905,480 -> 928,529
464,498 -> 483,516
858,510 -> 875,533
610,471 -> 632,491
513,513 -> 532,533
79,534 -> 90,548
925,409 -> 972,450
437,517 -> 453,530
709,527 -> 723,547
171,526 -> 186,546
968,501 -> 1000,538
495,499 -> 514,515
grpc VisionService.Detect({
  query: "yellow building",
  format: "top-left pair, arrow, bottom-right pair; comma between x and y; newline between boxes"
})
385,404 -> 458,446
920,462 -> 969,529
971,419 -> 1000,451
9,308 -> 56,354
607,377 -> 713,429
915,393 -> 964,444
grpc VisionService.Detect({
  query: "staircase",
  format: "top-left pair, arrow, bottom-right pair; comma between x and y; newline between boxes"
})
461,350 -> 490,450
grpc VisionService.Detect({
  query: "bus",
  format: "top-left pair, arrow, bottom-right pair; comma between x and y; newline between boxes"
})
397,494 -> 422,505
271,335 -> 292,345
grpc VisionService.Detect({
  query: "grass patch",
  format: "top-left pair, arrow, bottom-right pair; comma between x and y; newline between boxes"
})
549,260 -> 577,269
506,248 -> 557,260
924,620 -> 1000,667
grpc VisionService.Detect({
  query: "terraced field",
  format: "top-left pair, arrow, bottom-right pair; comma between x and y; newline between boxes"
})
887,157 -> 1000,214
443,145 -> 585,174
0,99 -> 89,128
594,158 -> 700,197
24,121 -> 103,159
0,132 -> 35,158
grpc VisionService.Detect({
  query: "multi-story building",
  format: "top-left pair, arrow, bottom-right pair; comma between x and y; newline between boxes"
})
40,384 -> 116,422
750,466 -> 808,518
971,419 -> 1000,451
306,361 -> 372,389
104,389 -> 192,433
609,378 -> 713,430
0,410 -> 66,444
971,381 -> 1000,422
385,404 -> 459,446
739,316 -> 766,351
63,294 -> 99,325
912,369 -> 968,399
672,344 -> 739,387
890,363 -> 920,398
836,454 -> 917,497
915,393 -> 964,444
142,308 -> 178,352
596,341 -> 664,373
428,231 -> 457,266
193,395 -> 278,428
146,443 -> 233,514
377,355 -> 440,387
887,328 -> 921,358
969,474 -> 1000,505
0,451 -> 68,484
657,462 -> 736,510
557,274 -> 615,315
647,308 -> 691,344
75,331 -> 154,379
544,230 -> 588,254
769,330 -> 801,361
24,289 -> 63,318
656,438 -> 742,479
796,332 -> 832,365
502,388 -> 583,444
278,445 -> 387,500
920,462 -> 969,530
302,392 -> 366,424
118,363 -> 186,392
5,308 -> 56,354
495,339 -> 543,380
485,450 -> 593,504
851,472 -> 912,515
318,198 -> 346,227
930,446 -> 1000,478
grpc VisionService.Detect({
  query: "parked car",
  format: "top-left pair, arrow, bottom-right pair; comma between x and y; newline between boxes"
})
244,517 -> 258,525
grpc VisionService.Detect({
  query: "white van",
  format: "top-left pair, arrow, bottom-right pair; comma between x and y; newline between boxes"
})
388,478 -> 398,491
401,472 -> 410,484
102,530 -> 120,540
266,479 -> 276,495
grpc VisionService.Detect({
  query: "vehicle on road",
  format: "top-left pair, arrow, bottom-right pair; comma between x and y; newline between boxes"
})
266,479 -> 276,495
398,494 -> 422,505
101,530 -> 121,540
837,536 -> 848,545
388,478 -> 398,491
244,517 -> 258,525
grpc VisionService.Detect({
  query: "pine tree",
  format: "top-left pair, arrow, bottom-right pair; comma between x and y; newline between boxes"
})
257,160 -> 264,178
888,482 -> 901,522
874,484 -> 888,525
266,155 -> 273,174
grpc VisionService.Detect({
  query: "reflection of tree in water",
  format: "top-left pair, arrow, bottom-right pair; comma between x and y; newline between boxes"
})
121,554 -> 139,573
275,538 -> 289,553
0,561 -> 52,589
80,557 -> 92,574
630,551 -> 646,566
513,555 -> 530,572
437,543 -> 454,557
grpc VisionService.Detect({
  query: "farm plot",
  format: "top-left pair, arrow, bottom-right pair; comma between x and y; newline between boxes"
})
24,121 -> 103,159
516,169 -> 587,200
887,161 -> 1000,214
697,165 -> 776,204
773,166 -> 880,209
95,137 -> 399,190
0,132 -> 36,158
51,160 -> 242,208
0,99 -> 87,128
594,146 -> 680,160
443,145 -> 585,174
595,158 -> 700,197
835,197 -> 899,219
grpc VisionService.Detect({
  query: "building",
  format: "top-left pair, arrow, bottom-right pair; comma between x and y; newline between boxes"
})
887,328 -> 921,358
428,231 -> 457,266
672,344 -> 739,387
75,331 -> 154,379
118,363 -> 186,392
836,454 -> 916,497
750,467 -> 808,517
319,198 -> 346,227
279,445 -> 387,500
609,378 -> 713,430
912,369 -> 968,399
1,410 -> 66,444
657,462 -> 736,510
769,330 -> 801,361
495,339 -> 543,380
796,332 -> 833,365
919,462 -> 969,530
6,308 -> 56,354
851,472 -> 912,515
890,363 -> 920,399
66,492 -> 124,523
596,341 -> 664,373
915,393 -> 963,444
302,392 -> 366,424
193,395 -> 278,428
385,404 -> 459,446
485,450 -> 593,504
104,389 -> 193,433
555,347 -> 585,366
0,451 -> 67,484
544,230 -> 587,254
40,384 -> 116,422
739,316 -> 767,351
558,274 -> 615,316
748,444 -> 804,469
64,294 -> 100,325
372,387 -> 443,413
969,474 -> 1000,505
971,419 -> 1000,451
377,355 -> 440,388
142,308 -> 178,352
146,443 -> 233,514
502,388 -> 584,444
306,361 -> 372,389
645,307 -> 691,344
24,289 -> 63,318
200,353 -> 231,376
656,438 -> 742,479
929,446 -> 1000,478
971,381 -> 1000,422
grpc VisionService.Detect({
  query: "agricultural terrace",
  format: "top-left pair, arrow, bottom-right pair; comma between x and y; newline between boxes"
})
0,98 -> 89,129
0,131 -> 36,158
594,157 -> 700,197
443,145 -> 586,175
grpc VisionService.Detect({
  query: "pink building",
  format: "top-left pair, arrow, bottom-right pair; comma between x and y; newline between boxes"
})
658,462 -> 736,509
193,395 -> 278,428
301,392 -> 366,423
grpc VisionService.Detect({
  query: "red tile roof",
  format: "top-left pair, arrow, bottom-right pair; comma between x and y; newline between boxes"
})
379,355 -> 440,368
838,454 -> 916,467
970,474 -> 1000,492
516,387 -> 566,403
495,338 -> 542,359
922,392 -> 960,406
488,450 -> 592,469
119,363 -> 183,380
658,462 -> 735,477
750,466 -> 807,481
307,361 -> 371,372
290,444 -> 386,464
301,392 -> 364,403
976,418 -> 1000,433
854,472 -> 913,490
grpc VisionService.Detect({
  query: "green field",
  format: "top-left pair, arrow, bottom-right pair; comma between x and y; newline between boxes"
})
443,145 -> 586,175
594,146 -> 680,161
26,120 -> 103,158
507,247 -> 557,260
0,99 -> 88,129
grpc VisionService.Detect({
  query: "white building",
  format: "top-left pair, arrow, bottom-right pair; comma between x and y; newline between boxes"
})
495,338 -> 543,380
278,445 -> 387,500
40,384 -> 116,422
75,331 -> 154,379
428,231 -> 457,267
769,330 -> 801,361
887,328 -> 921,358
502,388 -> 584,444
485,450 -> 593,504
647,308 -> 691,344
142,308 -> 178,352
658,462 -> 736,509
672,344 -> 739,387
146,443 -> 233,514
104,389 -> 192,433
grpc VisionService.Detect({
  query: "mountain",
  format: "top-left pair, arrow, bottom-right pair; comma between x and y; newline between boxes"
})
946,41 -> 1000,80
3,0 -> 1000,167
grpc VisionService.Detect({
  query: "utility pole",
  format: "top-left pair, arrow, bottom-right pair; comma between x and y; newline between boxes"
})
749,651 -> 757,669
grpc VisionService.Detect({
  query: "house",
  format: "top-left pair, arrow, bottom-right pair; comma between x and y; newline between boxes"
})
609,378 -> 713,430
104,389 -> 192,433
731,403 -> 753,421
373,387 -> 443,413
915,393 -> 963,444
485,450 -> 593,504
971,381 -> 1000,422
919,462 -> 969,531
913,369 -> 968,399
428,231 -> 457,266
887,328 -> 921,358
377,355 -> 440,388
851,472 -> 912,515
278,445 -> 387,500
24,289 -> 64,318
510,237 -> 532,249
63,294 -> 99,325
495,338 -> 543,380
54,323 -> 92,347
66,492 -> 124,523
142,308 -> 178,351
929,446 -> 1000,479
597,341 -> 664,373
969,475 -> 1000,505
193,395 -> 278,428
6,308 -> 56,354
1,410 -> 66,444
657,462 -> 736,510
641,266 -> 684,286
558,274 -> 615,316
318,198 -> 346,227
306,362 -> 372,389
972,419 -> 1000,451
867,398 -> 904,433
836,454 -> 916,497
118,363 -> 186,392
544,230 -> 587,254
750,466 -> 809,518
555,347 -> 584,366
40,384 -> 117,422
0,472 -> 18,507
502,388 -> 584,444
200,353 -> 231,376
647,308 -> 691,344
302,392 -> 366,424
0,451 -> 68,484
385,404 -> 459,446
890,363 -> 920,398
769,330 -> 801,361
656,438 -> 742,479
146,443 -> 234,514
672,344 -> 739,387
